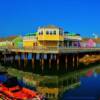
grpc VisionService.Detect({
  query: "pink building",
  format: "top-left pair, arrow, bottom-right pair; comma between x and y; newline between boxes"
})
86,39 -> 96,48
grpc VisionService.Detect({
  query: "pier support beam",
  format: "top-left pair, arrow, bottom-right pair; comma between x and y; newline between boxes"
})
65,55 -> 68,71
3,54 -> 7,64
76,55 -> 79,68
12,53 -> 16,66
41,54 -> 44,72
73,55 -> 75,69
17,52 -> 21,68
48,54 -> 52,69
24,53 -> 28,67
56,54 -> 60,71
32,53 -> 35,70
67,54 -> 73,71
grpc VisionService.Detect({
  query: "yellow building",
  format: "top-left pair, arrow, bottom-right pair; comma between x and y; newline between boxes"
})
37,25 -> 64,48
23,33 -> 38,48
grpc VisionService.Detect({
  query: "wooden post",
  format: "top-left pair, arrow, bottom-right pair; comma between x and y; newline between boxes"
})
18,52 -> 21,68
56,54 -> 59,71
73,55 -> 75,69
4,54 -> 6,64
32,53 -> 35,70
12,53 -> 16,66
41,54 -> 44,72
77,55 -> 79,68
24,53 -> 28,67
10,54 -> 13,64
49,54 -> 51,69
65,55 -> 67,71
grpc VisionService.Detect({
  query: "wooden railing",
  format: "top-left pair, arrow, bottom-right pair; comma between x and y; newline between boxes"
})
0,46 -> 100,53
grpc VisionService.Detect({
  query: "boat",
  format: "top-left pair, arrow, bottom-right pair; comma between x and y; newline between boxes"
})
0,76 -> 43,100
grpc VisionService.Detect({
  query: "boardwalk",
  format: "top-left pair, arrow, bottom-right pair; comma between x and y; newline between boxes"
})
0,46 -> 100,54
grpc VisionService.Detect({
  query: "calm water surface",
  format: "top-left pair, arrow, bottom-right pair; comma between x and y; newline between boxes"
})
62,71 -> 100,100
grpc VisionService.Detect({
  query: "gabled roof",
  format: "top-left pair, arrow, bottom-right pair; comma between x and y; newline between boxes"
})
39,25 -> 62,29
0,36 -> 17,42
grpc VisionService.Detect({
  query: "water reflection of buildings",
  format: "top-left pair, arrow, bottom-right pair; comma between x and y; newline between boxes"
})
37,73 -> 80,100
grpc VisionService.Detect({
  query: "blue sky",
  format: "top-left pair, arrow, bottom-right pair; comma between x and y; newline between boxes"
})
0,0 -> 100,38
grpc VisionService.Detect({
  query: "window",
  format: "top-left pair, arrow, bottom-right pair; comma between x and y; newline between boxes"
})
59,30 -> 62,35
39,31 -> 43,35
46,31 -> 49,35
49,31 -> 52,35
46,30 -> 52,35
53,31 -> 56,35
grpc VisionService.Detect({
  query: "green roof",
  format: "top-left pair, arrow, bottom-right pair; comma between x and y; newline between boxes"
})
25,32 -> 38,36
64,32 -> 80,36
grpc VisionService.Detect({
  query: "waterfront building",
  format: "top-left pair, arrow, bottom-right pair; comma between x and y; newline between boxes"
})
64,32 -> 82,48
0,36 -> 17,47
80,38 -> 96,48
86,39 -> 96,48
0,41 -> 12,47
12,36 -> 23,48
23,33 -> 38,48
37,25 -> 64,48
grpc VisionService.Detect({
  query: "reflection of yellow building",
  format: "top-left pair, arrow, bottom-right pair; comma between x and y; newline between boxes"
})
37,25 -> 64,47
38,87 -> 59,99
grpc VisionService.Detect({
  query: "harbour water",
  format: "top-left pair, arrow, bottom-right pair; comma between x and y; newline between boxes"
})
0,55 -> 100,100
62,65 -> 100,100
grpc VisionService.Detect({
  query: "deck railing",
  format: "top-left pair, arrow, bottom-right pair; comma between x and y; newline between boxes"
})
0,46 -> 100,53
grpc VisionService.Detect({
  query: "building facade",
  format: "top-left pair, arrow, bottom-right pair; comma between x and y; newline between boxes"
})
23,33 -> 38,48
37,25 -> 64,48
64,32 -> 82,48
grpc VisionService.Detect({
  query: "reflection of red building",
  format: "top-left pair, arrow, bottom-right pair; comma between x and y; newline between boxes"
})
86,69 -> 93,77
